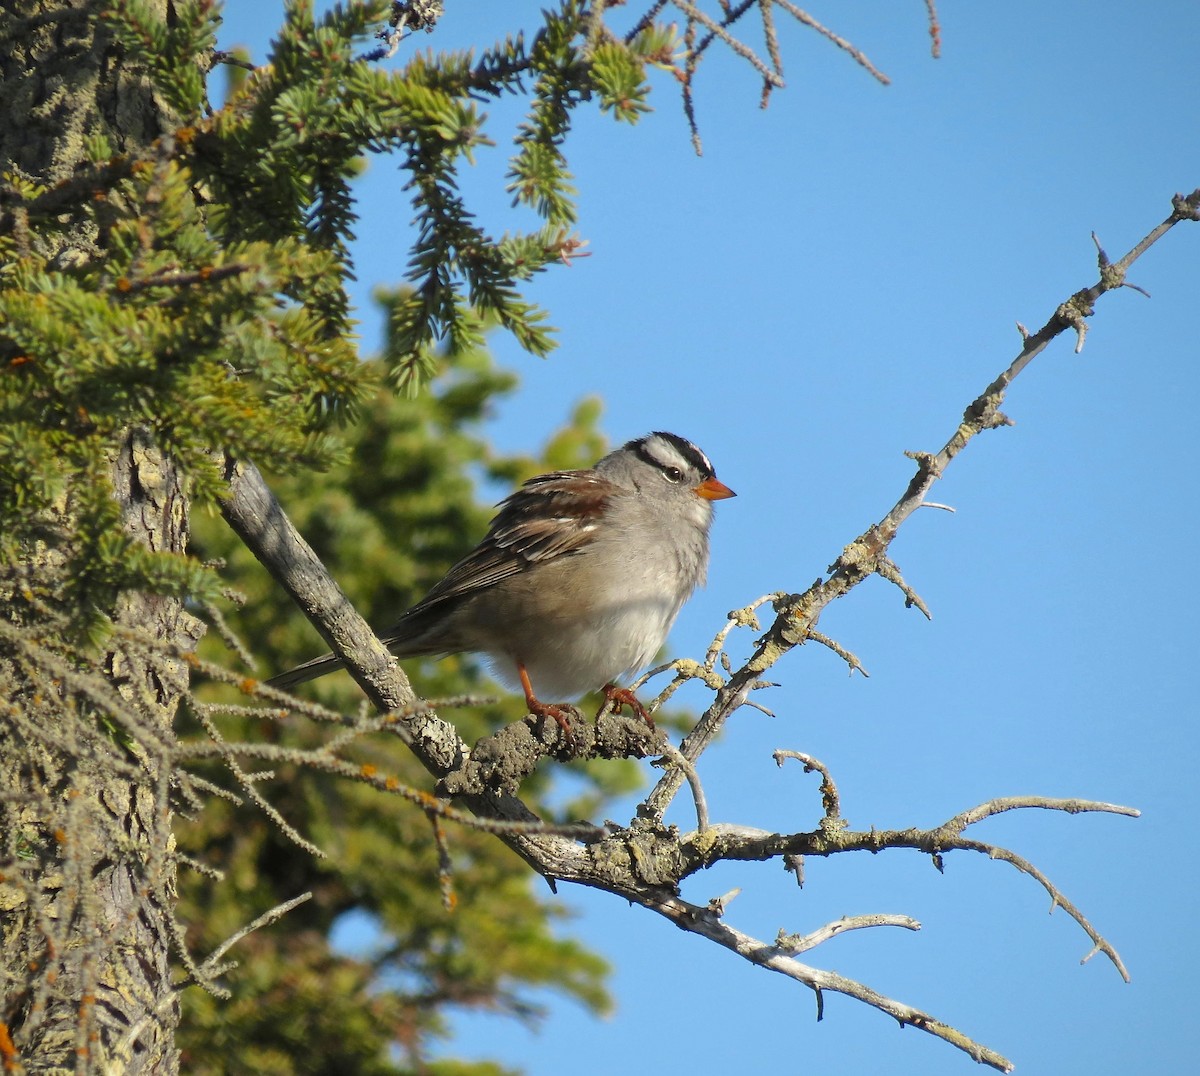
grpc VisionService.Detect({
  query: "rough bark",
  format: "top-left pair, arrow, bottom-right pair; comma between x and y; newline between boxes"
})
0,3 -> 197,1071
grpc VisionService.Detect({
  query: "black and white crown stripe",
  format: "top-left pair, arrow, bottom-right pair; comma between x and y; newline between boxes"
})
626,431 -> 716,482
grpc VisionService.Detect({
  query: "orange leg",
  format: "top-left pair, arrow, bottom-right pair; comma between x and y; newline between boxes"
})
517,662 -> 574,736
601,683 -> 655,728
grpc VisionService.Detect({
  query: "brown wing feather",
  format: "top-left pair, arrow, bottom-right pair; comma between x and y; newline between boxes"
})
270,472 -> 619,683
391,470 -> 616,621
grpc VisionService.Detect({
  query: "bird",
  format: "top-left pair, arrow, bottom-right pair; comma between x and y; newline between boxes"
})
268,431 -> 735,731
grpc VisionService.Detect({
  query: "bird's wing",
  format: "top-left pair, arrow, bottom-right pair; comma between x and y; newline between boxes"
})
400,470 -> 616,617
271,471 -> 619,681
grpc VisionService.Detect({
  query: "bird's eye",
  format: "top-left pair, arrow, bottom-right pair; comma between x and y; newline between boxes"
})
663,466 -> 684,483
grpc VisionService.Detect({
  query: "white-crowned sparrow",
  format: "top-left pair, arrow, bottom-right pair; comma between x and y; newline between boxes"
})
270,431 -> 735,729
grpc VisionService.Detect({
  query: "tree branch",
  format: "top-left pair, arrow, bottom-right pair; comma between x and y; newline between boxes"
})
215,192 -> 1195,1068
642,189 -> 1200,819
642,891 -> 1014,1071
216,455 -> 598,876
679,793 -> 1139,981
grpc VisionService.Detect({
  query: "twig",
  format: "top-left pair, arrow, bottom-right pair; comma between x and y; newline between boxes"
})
953,834 -> 1132,982
942,795 -> 1140,832
776,913 -> 921,954
203,892 -> 311,965
177,739 -> 606,841
195,598 -> 257,671
426,809 -> 456,911
624,0 -> 671,44
654,740 -> 710,830
924,0 -> 942,58
108,893 -> 313,1067
774,749 -> 841,821
804,629 -> 869,676
677,795 -> 1139,980
758,0 -> 783,107
672,1 -> 786,88
632,594 -> 777,713
187,702 -> 325,857
645,893 -> 1012,1071
876,554 -> 932,619
773,0 -> 891,85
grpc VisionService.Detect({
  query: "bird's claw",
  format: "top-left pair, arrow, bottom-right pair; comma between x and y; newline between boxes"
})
600,683 -> 655,728
525,696 -> 577,743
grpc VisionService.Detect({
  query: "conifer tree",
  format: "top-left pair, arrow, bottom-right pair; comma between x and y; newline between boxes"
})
0,3 -> 697,1068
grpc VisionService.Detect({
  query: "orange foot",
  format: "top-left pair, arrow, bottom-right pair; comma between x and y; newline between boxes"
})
517,662 -> 574,738
601,683 -> 655,728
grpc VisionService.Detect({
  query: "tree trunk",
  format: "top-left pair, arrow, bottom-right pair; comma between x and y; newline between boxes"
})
0,3 -> 198,1071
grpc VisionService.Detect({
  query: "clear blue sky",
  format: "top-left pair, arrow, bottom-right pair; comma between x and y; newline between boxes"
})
216,4 -> 1198,1073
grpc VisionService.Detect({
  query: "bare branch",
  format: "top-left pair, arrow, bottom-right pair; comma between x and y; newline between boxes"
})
758,0 -> 783,107
631,594 -> 777,713
177,738 -> 607,842
186,701 -> 326,857
773,0 -> 891,85
201,893 -> 314,983
672,1 -> 786,89
654,739 -> 710,830
645,893 -> 1013,1071
667,1 -> 890,147
943,795 -> 1140,832
774,749 -> 842,821
426,809 -> 457,911
804,630 -> 870,676
952,834 -> 1132,982
776,913 -> 921,954
643,192 -> 1198,817
924,0 -> 942,58
876,554 -> 932,619
110,893 -> 315,1064
679,794 -> 1139,979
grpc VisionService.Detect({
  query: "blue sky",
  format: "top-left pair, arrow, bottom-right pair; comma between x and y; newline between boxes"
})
216,3 -> 1198,1073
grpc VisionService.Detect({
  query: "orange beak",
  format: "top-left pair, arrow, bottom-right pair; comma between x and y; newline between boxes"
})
694,476 -> 736,501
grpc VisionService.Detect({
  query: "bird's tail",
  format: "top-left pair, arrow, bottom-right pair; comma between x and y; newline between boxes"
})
266,652 -> 346,691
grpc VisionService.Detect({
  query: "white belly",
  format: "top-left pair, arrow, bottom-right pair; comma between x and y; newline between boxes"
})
487,590 -> 679,699
468,549 -> 689,701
